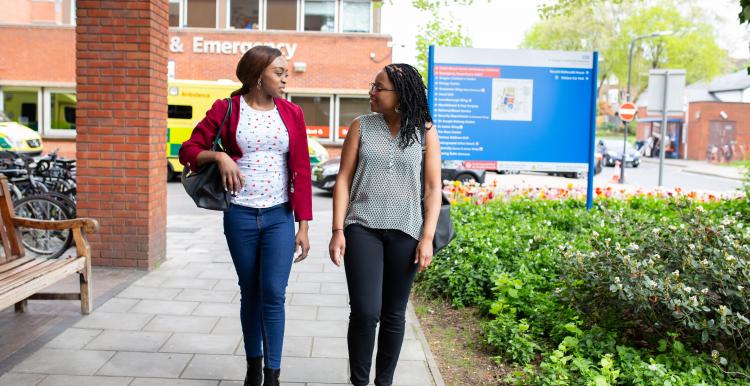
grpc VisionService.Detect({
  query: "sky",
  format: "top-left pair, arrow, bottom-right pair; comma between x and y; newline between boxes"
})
380,0 -> 750,65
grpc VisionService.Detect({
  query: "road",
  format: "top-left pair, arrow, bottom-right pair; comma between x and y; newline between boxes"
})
593,160 -> 743,192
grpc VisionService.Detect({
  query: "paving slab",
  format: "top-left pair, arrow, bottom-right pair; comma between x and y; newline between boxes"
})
74,312 -> 154,331
144,315 -> 219,334
160,333 -> 241,355
96,352 -> 193,378
84,331 -> 171,352
44,328 -> 102,350
13,348 -> 114,376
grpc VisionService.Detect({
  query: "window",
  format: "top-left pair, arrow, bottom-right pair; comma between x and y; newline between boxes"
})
342,0 -> 370,33
49,92 -> 76,131
169,0 -> 181,26
292,96 -> 331,139
304,0 -> 335,32
168,105 -> 193,119
186,0 -> 217,28
63,0 -> 76,25
338,97 -> 370,139
231,0 -> 261,29
3,89 -> 40,131
267,0 -> 298,30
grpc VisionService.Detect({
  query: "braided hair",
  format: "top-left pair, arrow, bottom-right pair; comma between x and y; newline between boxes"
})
383,63 -> 433,150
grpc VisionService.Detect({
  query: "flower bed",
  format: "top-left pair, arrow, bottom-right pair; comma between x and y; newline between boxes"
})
418,183 -> 750,385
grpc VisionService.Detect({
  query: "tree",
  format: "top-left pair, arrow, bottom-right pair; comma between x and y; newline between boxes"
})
524,1 -> 728,101
521,2 -> 623,95
740,0 -> 749,73
410,0 -> 477,82
538,0 -> 631,19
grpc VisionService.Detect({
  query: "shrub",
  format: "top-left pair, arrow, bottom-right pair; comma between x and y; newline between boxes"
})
561,202 -> 750,360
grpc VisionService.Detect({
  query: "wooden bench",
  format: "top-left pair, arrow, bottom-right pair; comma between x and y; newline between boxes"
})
0,177 -> 98,314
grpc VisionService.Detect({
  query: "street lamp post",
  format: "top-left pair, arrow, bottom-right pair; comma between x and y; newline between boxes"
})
621,30 -> 672,184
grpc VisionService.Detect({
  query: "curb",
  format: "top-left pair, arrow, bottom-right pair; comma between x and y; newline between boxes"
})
641,158 -> 688,168
682,169 -> 744,182
407,301 -> 446,386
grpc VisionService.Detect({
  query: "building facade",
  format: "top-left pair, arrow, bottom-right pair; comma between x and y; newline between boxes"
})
635,70 -> 750,162
0,0 -> 391,156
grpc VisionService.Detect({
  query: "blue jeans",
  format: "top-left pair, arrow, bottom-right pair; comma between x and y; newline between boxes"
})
223,202 -> 295,370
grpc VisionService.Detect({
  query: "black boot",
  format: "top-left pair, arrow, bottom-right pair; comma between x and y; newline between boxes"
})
262,367 -> 280,386
244,356 -> 263,386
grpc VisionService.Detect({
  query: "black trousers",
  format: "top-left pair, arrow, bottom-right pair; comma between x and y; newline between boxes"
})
343,224 -> 419,386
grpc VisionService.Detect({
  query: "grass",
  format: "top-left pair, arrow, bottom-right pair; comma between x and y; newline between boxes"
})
726,159 -> 750,169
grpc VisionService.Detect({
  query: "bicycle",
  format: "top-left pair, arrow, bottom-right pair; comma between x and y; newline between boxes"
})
13,193 -> 75,259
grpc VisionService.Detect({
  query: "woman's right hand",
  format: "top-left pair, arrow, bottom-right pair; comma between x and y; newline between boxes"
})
329,230 -> 345,267
216,152 -> 243,194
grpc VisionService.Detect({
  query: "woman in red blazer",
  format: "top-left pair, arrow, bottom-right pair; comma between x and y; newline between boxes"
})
179,46 -> 312,386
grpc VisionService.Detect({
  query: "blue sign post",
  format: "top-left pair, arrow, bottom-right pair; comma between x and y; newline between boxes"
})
427,46 -> 599,209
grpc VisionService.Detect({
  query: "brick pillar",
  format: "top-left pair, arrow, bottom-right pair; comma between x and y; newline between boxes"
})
76,1 -> 168,269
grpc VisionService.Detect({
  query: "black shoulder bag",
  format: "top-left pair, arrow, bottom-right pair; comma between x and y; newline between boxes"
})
181,98 -> 232,211
421,125 -> 456,254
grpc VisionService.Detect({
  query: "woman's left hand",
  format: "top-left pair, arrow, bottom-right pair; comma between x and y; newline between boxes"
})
414,239 -> 433,273
294,222 -> 310,263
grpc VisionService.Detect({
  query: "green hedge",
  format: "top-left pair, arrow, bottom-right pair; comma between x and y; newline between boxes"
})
416,197 -> 750,385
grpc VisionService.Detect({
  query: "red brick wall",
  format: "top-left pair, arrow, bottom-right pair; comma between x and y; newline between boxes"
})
0,25 -> 76,84
76,0 -> 168,269
686,102 -> 750,161
633,103 -> 750,161
0,24 -> 390,90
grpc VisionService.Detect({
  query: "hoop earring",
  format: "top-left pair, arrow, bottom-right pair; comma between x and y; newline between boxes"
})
256,79 -> 262,90
395,106 -> 400,113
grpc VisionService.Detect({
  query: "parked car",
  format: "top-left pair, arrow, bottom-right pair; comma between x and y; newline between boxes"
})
0,112 -> 42,156
596,139 -> 640,167
311,157 -> 340,191
312,158 -> 486,192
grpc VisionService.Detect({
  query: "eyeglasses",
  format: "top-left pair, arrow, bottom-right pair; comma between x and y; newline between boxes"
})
369,82 -> 395,93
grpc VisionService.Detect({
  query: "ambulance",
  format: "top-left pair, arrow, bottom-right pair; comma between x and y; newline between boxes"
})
167,80 -> 329,180
0,111 -> 43,155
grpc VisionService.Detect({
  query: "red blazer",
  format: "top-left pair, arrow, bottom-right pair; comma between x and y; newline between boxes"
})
179,95 -> 313,221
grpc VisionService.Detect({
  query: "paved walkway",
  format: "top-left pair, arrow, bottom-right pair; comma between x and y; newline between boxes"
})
0,210 -> 442,386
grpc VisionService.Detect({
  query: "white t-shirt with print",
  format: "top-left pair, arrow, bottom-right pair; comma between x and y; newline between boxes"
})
231,99 -> 290,208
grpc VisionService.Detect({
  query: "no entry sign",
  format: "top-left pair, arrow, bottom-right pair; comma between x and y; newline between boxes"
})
619,102 -> 637,122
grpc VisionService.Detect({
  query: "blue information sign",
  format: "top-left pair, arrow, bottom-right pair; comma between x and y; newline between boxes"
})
428,46 -> 599,208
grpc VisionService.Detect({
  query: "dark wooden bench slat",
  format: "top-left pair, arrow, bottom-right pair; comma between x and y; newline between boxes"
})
28,293 -> 82,301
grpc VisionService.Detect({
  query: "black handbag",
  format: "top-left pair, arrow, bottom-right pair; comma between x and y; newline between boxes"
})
421,126 -> 456,254
181,98 -> 232,211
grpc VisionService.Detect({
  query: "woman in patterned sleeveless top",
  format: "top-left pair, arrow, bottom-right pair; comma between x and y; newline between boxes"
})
328,64 -> 442,386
